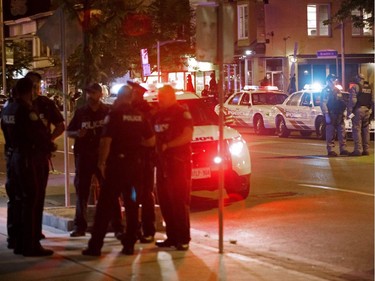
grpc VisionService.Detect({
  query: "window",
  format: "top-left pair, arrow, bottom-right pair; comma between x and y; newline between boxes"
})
286,92 -> 303,106
229,93 -> 242,105
307,4 -> 330,36
352,9 -> 373,36
238,4 -> 248,39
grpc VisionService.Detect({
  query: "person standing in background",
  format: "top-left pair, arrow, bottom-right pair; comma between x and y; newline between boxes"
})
348,73 -> 374,156
320,74 -> 349,157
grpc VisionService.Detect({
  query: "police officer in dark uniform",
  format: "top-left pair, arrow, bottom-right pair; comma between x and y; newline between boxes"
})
1,88 -> 17,250
128,80 -> 157,243
320,74 -> 349,157
25,71 -> 65,240
348,73 -> 374,156
153,85 -> 193,251
82,85 -> 155,256
67,83 -> 123,237
1,78 -> 53,256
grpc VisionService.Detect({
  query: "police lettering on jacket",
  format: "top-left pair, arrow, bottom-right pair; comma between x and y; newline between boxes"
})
81,120 -> 105,129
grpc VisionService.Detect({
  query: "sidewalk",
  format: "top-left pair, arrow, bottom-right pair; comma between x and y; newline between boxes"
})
0,175 -> 331,281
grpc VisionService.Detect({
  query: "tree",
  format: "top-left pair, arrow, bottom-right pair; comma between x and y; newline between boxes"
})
52,0 -> 194,90
327,0 -> 374,29
0,41 -> 33,94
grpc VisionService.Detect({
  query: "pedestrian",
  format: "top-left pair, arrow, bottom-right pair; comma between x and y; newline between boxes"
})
128,81 -> 157,243
153,85 -> 193,251
186,74 -> 195,92
67,83 -> 123,238
320,74 -> 349,157
82,85 -> 155,256
209,72 -> 218,100
201,84 -> 210,98
0,78 -> 54,256
347,73 -> 374,156
25,71 -> 65,240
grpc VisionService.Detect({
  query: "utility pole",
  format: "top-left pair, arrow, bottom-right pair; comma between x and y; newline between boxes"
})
0,0 -> 6,95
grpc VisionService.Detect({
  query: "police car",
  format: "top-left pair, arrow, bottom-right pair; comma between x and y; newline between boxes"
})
272,84 -> 375,139
214,86 -> 288,135
145,90 -> 252,199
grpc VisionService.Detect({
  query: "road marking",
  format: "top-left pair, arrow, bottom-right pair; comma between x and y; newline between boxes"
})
299,184 -> 374,197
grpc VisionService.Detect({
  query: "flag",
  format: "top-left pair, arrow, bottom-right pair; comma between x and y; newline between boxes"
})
36,5 -> 83,58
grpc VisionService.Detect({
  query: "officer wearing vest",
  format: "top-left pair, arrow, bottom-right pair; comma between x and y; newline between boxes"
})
67,83 -> 123,237
348,73 -> 374,156
82,85 -> 155,256
320,74 -> 349,157
128,80 -> 157,243
153,85 -> 194,251
26,71 -> 65,241
0,78 -> 54,256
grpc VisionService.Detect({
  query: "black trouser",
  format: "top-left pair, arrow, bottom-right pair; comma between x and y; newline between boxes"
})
11,151 -> 45,253
73,153 -> 123,232
5,149 -> 16,246
88,155 -> 143,250
156,152 -> 192,245
139,148 -> 156,237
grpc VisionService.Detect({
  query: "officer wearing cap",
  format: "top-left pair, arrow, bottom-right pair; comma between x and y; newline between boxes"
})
128,81 -> 157,243
320,74 -> 349,157
67,83 -> 123,237
153,85 -> 193,251
1,78 -> 53,256
82,85 -> 155,256
25,71 -> 65,240
348,73 -> 374,156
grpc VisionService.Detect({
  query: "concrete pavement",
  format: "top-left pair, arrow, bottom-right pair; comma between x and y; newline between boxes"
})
0,174 -> 341,281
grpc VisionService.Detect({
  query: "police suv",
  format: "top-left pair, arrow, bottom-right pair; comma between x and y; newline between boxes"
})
272,85 -> 375,139
215,86 -> 288,135
145,90 -> 252,199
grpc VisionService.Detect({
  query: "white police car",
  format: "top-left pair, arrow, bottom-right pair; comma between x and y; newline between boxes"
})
215,86 -> 288,135
145,90 -> 252,199
272,84 -> 374,139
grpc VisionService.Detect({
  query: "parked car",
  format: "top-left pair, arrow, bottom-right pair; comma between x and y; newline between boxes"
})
145,90 -> 252,199
215,86 -> 288,135
272,86 -> 375,139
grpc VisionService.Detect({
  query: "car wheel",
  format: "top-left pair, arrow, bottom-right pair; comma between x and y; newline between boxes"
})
300,131 -> 313,137
276,116 -> 290,138
225,174 -> 250,200
254,115 -> 265,135
316,117 -> 326,140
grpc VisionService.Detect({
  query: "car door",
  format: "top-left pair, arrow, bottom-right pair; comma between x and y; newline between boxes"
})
224,92 -> 248,126
283,92 -> 303,128
298,92 -> 315,129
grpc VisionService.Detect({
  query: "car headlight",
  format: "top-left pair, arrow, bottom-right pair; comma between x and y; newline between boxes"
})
229,139 -> 245,157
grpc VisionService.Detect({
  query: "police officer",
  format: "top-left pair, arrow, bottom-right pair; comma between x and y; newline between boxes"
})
67,83 -> 123,237
320,74 -> 349,157
348,73 -> 374,156
25,71 -> 65,240
1,88 -> 17,250
82,85 -> 155,256
1,78 -> 53,256
128,81 -> 157,243
153,85 -> 193,251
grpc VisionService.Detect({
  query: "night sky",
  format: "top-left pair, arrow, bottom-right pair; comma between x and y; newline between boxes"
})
3,0 -> 52,21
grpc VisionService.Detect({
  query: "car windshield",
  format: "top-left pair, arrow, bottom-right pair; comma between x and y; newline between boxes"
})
179,99 -> 218,126
251,92 -> 288,105
150,98 -> 218,126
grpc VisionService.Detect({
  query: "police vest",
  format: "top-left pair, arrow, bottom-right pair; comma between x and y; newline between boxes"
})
356,84 -> 373,109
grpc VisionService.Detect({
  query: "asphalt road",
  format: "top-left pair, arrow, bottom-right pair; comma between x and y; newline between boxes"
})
189,129 -> 374,281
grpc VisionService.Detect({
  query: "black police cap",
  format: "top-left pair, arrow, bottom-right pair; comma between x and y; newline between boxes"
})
127,81 -> 148,94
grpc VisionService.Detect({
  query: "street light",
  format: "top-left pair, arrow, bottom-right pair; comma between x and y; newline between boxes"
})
156,39 -> 186,83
